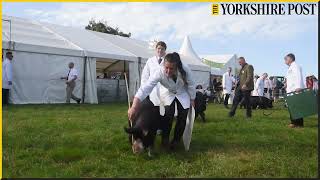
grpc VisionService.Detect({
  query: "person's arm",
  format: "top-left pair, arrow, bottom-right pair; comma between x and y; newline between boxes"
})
293,65 -> 303,92
184,65 -> 196,107
222,74 -> 226,89
255,78 -> 260,90
6,62 -> 13,85
141,60 -> 150,86
243,65 -> 254,89
129,70 -> 162,120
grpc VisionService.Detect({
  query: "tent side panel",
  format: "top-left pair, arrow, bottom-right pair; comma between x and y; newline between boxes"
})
10,51 -> 84,104
84,57 -> 98,104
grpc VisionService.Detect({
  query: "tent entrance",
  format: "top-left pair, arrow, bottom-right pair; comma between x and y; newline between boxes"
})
96,58 -> 128,103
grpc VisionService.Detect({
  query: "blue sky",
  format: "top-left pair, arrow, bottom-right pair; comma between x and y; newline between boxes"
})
2,2 -> 318,77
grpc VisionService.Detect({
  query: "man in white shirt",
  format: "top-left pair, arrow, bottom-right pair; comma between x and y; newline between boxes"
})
141,41 -> 167,144
284,53 -> 305,128
129,52 -> 196,150
61,62 -> 81,104
222,67 -> 235,108
2,51 -> 13,105
254,73 -> 267,97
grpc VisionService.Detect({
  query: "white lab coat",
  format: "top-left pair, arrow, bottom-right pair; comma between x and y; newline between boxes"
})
254,77 -> 265,96
264,78 -> 272,90
2,58 -> 13,89
313,80 -> 318,91
141,56 -> 164,106
286,61 -> 305,93
222,72 -> 235,94
135,63 -> 195,109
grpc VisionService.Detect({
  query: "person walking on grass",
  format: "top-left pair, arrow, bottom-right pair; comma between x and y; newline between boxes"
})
228,57 -> 254,119
2,51 -> 13,105
61,62 -> 81,104
222,67 -> 235,109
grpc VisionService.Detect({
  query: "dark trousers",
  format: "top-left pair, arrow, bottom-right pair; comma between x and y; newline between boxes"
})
2,89 -> 9,105
162,98 -> 189,144
290,114 -> 304,127
224,94 -> 230,106
230,88 -> 252,116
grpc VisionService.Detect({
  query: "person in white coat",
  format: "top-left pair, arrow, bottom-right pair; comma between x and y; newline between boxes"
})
284,53 -> 305,128
222,67 -> 235,108
2,51 -> 13,105
312,76 -> 318,92
264,74 -> 272,99
140,41 -> 166,142
128,52 -> 195,150
254,73 -> 267,97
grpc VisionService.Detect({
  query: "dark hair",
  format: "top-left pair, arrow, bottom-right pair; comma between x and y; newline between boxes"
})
286,53 -> 295,61
6,51 -> 12,55
156,41 -> 167,50
196,85 -> 203,89
238,57 -> 245,61
164,52 -> 187,85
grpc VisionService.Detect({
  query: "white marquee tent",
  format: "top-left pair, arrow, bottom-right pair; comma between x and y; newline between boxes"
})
2,15 -> 152,104
200,54 -> 240,76
2,15 -> 213,104
179,36 -> 211,88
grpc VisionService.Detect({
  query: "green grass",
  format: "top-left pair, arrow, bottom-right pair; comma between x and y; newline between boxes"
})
2,102 -> 318,178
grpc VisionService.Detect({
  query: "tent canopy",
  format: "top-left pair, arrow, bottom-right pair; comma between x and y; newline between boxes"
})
178,36 -> 211,88
179,36 -> 211,72
200,54 -> 239,75
2,15 -> 84,57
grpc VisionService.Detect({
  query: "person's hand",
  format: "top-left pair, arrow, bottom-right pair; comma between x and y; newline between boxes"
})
191,100 -> 195,108
8,81 -> 12,85
241,84 -> 247,90
128,106 -> 138,121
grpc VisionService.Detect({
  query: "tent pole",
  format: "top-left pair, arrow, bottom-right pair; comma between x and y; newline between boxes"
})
138,57 -> 142,88
82,56 -> 87,103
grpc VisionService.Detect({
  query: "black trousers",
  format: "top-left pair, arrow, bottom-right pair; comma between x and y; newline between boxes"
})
230,88 -> 252,116
162,98 -> 189,144
224,93 -> 230,106
290,114 -> 304,126
2,89 -> 9,105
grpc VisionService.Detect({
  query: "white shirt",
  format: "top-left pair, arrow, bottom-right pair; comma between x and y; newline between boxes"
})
2,58 -> 13,89
222,72 -> 235,94
313,80 -> 318,91
254,77 -> 265,96
286,61 -> 305,93
67,68 -> 78,82
141,56 -> 164,106
264,78 -> 272,90
136,63 -> 196,109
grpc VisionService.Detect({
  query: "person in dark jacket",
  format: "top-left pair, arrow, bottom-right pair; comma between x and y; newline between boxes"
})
229,57 -> 254,118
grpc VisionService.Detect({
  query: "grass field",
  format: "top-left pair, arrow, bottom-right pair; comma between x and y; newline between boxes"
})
2,102 -> 318,178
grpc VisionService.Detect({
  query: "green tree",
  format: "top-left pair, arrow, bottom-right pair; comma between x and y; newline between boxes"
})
85,19 -> 131,38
